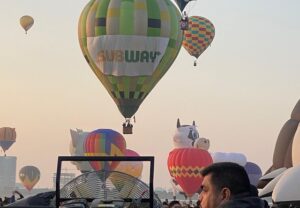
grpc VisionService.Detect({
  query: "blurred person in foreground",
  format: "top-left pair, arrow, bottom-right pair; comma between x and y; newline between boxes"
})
199,162 -> 269,208
169,200 -> 182,208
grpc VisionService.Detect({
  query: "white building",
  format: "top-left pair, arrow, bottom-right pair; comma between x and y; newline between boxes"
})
0,156 -> 16,196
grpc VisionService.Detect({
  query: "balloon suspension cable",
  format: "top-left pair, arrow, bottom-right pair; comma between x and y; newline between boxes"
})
133,115 -> 136,123
194,60 -> 197,67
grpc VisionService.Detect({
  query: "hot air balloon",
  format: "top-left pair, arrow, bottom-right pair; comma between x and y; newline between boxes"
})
264,99 -> 300,174
173,119 -> 200,148
257,167 -> 287,189
272,165 -> 300,207
182,16 -> 215,66
20,15 -> 34,34
19,166 -> 40,191
110,149 -> 143,196
78,0 -> 183,134
211,152 -> 247,167
259,172 -> 285,198
84,129 -> 126,171
0,127 -> 16,154
244,162 -> 262,186
114,149 -> 143,178
69,129 -> 92,172
170,177 -> 187,199
168,148 -> 212,197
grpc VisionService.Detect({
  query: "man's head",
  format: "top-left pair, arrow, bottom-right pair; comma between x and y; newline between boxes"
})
168,200 -> 181,208
199,162 -> 251,208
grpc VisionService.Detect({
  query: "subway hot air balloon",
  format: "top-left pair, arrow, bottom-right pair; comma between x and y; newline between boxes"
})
19,166 -> 40,191
182,16 -> 215,66
84,129 -> 126,171
168,148 -> 212,197
20,15 -> 34,34
0,127 -> 16,154
78,0 -> 183,134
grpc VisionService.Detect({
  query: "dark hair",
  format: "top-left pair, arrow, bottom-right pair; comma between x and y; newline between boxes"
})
201,162 -> 251,196
169,200 -> 181,208
163,201 -> 169,205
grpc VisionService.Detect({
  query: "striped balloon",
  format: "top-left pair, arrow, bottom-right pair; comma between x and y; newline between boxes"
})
84,129 -> 126,171
182,16 -> 215,60
78,0 -> 183,119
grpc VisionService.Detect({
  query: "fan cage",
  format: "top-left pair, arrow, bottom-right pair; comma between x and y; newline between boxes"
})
56,156 -> 157,208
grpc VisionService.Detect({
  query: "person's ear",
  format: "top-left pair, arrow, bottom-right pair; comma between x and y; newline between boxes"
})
220,187 -> 231,201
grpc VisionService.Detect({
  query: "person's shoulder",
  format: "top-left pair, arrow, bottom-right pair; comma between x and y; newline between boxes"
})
219,196 -> 268,208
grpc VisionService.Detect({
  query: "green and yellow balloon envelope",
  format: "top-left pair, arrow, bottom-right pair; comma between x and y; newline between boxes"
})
78,0 -> 183,121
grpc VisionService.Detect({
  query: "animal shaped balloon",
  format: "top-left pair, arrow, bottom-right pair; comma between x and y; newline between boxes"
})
0,127 -> 16,154
20,15 -> 34,34
168,148 -> 212,197
19,166 -> 40,191
182,16 -> 215,66
69,128 -> 92,172
84,129 -> 126,171
193,137 -> 210,150
272,165 -> 300,205
265,99 -> 300,174
173,118 -> 200,148
78,0 -> 183,132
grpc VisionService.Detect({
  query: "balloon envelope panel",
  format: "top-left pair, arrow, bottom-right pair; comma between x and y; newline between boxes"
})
114,149 -> 143,178
84,129 -> 126,171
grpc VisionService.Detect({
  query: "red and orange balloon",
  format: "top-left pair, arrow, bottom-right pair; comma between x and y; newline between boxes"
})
168,148 -> 212,197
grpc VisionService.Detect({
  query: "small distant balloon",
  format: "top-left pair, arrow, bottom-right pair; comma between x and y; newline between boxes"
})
0,127 -> 16,153
182,16 -> 215,66
20,15 -> 34,34
19,165 -> 40,191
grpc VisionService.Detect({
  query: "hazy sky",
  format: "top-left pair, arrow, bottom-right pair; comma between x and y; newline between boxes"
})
0,0 -> 300,190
